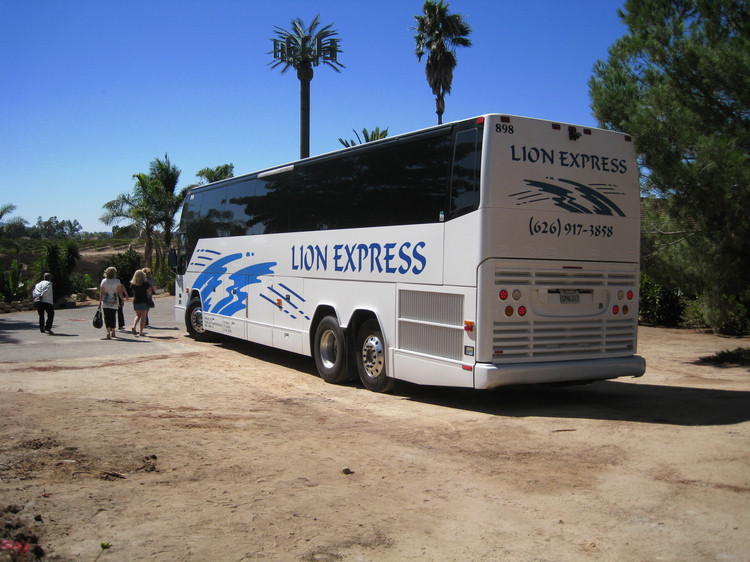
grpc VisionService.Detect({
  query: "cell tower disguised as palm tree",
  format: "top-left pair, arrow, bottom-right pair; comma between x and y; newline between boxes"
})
270,15 -> 343,159
413,0 -> 472,124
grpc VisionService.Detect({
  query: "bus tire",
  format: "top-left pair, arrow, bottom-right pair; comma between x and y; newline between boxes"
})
313,316 -> 349,384
356,319 -> 393,393
185,297 -> 209,341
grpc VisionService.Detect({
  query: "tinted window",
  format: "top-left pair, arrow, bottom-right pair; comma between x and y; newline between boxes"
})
181,119 -> 483,245
450,128 -> 481,218
226,178 -> 256,236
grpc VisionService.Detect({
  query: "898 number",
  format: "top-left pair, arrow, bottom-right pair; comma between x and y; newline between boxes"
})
495,123 -> 514,134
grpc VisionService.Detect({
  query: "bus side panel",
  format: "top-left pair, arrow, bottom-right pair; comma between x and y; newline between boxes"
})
442,212 -> 482,287
271,276 -> 307,354
392,283 -> 477,388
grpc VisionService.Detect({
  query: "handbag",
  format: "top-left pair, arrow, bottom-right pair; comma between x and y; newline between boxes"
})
93,307 -> 103,329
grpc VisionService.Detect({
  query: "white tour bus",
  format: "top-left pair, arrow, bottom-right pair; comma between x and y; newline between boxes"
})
170,114 -> 645,392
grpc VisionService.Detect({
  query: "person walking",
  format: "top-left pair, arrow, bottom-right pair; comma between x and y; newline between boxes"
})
117,294 -> 126,331
143,267 -> 156,327
33,272 -> 55,334
130,269 -> 153,336
99,267 -> 129,340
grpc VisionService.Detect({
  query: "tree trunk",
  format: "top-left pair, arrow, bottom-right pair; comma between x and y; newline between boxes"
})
297,64 -> 314,159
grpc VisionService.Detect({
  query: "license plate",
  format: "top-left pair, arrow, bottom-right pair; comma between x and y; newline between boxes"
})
560,290 -> 580,304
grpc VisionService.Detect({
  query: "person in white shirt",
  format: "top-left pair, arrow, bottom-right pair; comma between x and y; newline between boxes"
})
98,267 -> 129,340
33,272 -> 55,334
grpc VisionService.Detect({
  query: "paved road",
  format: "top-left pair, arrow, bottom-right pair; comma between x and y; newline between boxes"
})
0,295 -> 186,362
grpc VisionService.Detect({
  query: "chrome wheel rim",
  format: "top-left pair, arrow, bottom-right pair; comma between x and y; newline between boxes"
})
319,329 -> 338,369
190,307 -> 204,333
361,334 -> 384,378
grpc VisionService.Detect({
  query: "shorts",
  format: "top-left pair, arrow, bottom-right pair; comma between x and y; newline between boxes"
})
133,303 -> 149,311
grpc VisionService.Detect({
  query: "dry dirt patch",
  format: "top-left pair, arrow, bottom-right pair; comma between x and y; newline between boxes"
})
1,327 -> 749,561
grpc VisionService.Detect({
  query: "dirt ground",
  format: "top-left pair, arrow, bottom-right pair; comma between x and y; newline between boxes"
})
1,320 -> 749,561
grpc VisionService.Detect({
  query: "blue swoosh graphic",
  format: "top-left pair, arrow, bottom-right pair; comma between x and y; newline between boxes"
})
192,253 -> 276,314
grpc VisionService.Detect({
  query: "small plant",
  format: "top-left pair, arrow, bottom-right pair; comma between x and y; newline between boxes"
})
1,259 -> 30,302
1,539 -> 31,561
92,542 -> 111,562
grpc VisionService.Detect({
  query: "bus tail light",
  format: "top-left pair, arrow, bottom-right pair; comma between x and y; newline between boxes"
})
464,321 -> 474,332
612,305 -> 620,315
499,289 -> 508,300
518,306 -> 527,317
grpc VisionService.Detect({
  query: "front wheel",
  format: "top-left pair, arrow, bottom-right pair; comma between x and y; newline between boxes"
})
185,297 -> 210,341
356,319 -> 393,393
313,316 -> 349,384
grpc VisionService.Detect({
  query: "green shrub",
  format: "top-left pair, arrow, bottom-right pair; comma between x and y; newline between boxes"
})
32,240 -> 81,301
700,294 -> 750,336
1,259 -> 31,302
639,273 -> 684,327
155,266 -> 176,296
69,272 -> 94,294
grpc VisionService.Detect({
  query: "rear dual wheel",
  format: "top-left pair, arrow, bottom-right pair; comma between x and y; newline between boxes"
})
313,316 -> 349,384
356,319 -> 393,393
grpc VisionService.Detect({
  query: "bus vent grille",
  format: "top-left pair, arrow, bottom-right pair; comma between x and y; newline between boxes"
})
399,321 -> 463,360
399,290 -> 463,325
492,318 -> 636,362
398,291 -> 463,361
494,269 -> 638,287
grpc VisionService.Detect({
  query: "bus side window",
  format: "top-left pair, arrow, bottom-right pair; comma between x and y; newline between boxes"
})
450,129 -> 480,219
226,178 -> 256,236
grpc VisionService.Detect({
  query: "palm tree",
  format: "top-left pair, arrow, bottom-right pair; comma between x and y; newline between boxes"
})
413,0 -> 472,124
149,154 -> 187,253
338,126 -> 389,147
196,163 -> 234,184
269,15 -> 343,158
0,203 -> 16,223
101,173 -> 162,269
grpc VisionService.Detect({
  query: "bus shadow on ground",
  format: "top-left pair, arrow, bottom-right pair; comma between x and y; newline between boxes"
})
400,379 -> 750,427
212,335 -> 750,428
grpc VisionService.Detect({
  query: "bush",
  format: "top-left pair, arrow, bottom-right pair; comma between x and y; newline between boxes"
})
32,240 -> 81,301
639,273 -> 684,327
69,272 -> 94,295
680,299 -> 708,330
1,259 -> 31,302
700,294 -> 750,336
155,266 -> 176,296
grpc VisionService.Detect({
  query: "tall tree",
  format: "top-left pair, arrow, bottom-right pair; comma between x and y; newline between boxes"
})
101,173 -> 162,269
589,0 -> 750,333
413,0 -> 472,124
269,15 -> 344,158
149,153 -> 187,253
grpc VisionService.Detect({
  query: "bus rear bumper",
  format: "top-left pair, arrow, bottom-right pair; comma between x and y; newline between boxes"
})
474,355 -> 646,389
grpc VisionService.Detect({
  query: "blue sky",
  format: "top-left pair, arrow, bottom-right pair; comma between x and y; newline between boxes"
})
1,0 -> 628,233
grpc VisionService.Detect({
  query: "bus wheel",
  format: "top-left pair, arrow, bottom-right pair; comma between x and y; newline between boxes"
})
314,316 -> 349,384
356,319 -> 393,393
186,298 -> 208,341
